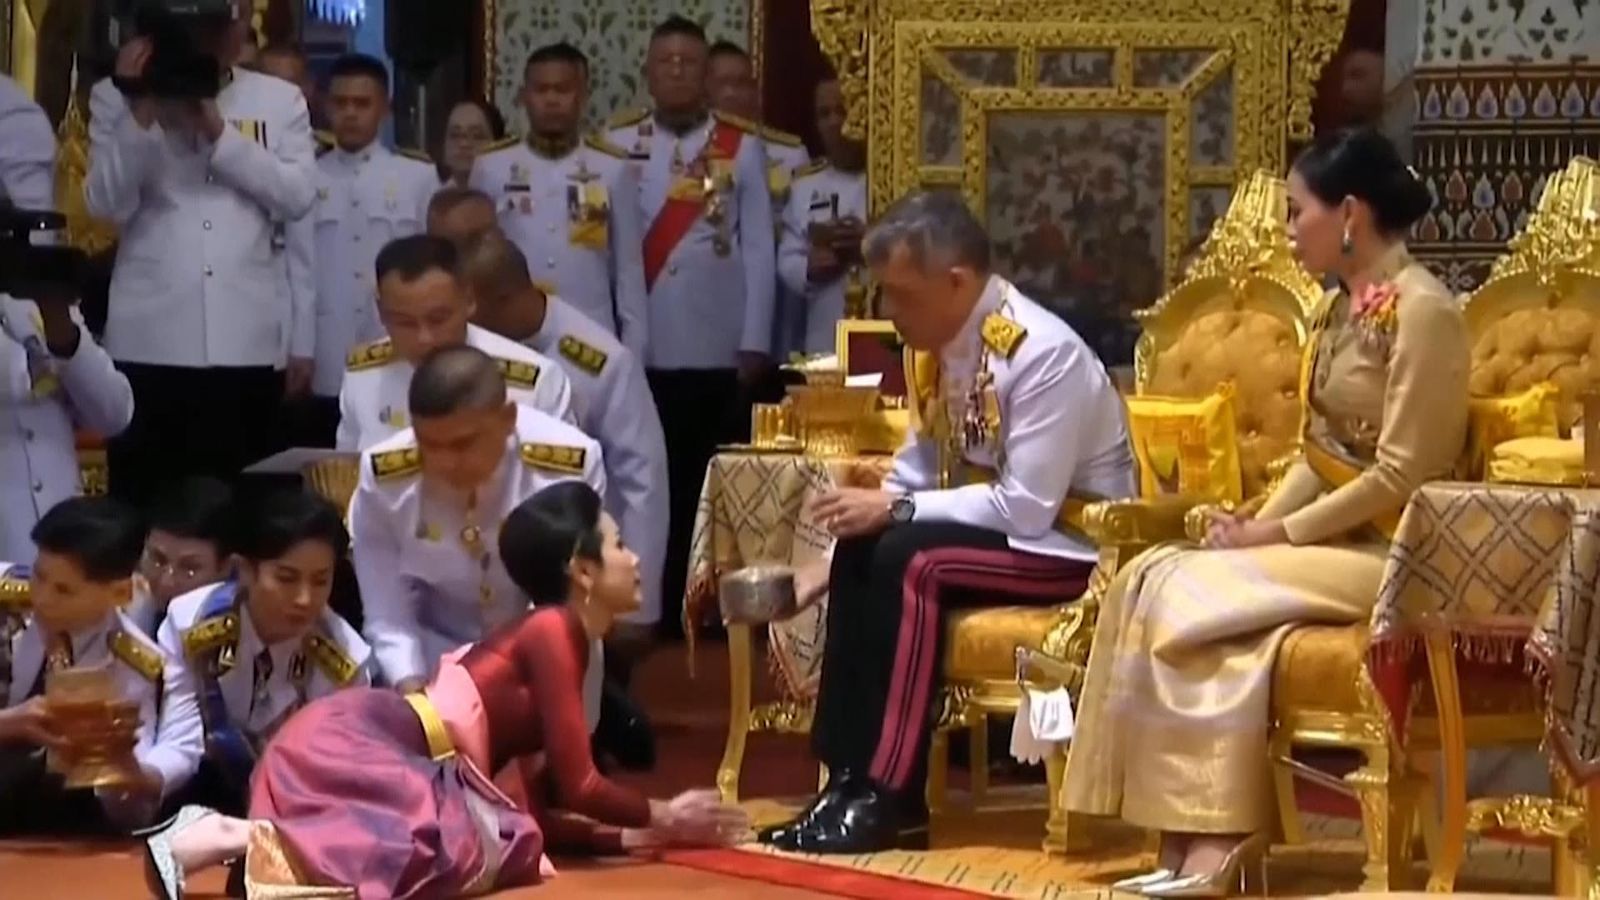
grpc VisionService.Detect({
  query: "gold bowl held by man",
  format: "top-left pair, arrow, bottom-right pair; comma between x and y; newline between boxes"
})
44,667 -> 143,788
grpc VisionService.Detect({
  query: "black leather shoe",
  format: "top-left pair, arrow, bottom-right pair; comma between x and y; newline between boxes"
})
758,769 -> 862,845
780,780 -> 930,855
594,680 -> 655,771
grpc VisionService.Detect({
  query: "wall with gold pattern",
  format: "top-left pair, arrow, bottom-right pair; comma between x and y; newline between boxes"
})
484,0 -> 749,133
1404,0 -> 1600,291
816,0 -> 1346,364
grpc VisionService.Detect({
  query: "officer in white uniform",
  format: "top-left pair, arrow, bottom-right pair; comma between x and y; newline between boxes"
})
778,78 -> 869,354
86,2 -> 317,504
0,500 -> 205,831
763,191 -> 1134,854
295,54 -> 438,434
606,16 -> 776,631
0,295 -> 135,562
0,73 -> 55,211
451,223 -> 669,629
158,576 -> 369,811
336,235 -> 574,451
469,42 -> 648,360
349,346 -> 606,697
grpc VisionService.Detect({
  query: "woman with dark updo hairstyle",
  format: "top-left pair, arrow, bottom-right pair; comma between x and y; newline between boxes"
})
141,483 -> 745,900
1062,127 -> 1467,897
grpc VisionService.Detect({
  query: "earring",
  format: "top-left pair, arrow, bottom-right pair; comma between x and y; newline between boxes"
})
1340,225 -> 1354,255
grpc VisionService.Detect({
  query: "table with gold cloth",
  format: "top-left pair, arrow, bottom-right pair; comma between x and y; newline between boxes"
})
1367,481 -> 1600,891
685,451 -> 892,698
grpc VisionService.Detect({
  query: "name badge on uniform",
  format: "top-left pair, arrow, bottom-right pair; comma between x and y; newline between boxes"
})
229,119 -> 269,148
808,190 -> 831,212
568,182 -> 609,250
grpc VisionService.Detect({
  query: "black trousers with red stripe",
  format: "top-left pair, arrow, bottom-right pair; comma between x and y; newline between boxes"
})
811,522 -> 1096,794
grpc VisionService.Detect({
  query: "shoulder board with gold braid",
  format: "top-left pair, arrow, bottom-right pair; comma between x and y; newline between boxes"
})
558,335 -> 608,376
712,109 -> 761,135
607,107 -> 649,129
761,125 -> 803,148
305,631 -> 359,685
0,570 -> 30,613
110,630 -> 163,683
583,133 -> 630,160
980,313 -> 1027,360
346,339 -> 395,372
794,159 -> 828,179
397,146 -> 434,164
181,611 -> 240,660
475,134 -> 521,156
521,442 -> 587,476
496,357 -> 541,389
371,446 -> 422,481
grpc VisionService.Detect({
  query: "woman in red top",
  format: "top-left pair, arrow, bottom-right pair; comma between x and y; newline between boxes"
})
142,482 -> 747,899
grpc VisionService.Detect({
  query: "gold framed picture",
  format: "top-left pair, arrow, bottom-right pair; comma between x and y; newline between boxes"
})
835,318 -> 907,399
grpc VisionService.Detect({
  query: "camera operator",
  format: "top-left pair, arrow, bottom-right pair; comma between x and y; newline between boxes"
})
85,0 -> 316,507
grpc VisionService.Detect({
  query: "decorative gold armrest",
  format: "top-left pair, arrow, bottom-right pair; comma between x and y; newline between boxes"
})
1082,494 -> 1204,548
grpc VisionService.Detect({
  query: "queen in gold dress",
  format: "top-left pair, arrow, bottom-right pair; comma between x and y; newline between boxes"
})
1062,128 -> 1468,897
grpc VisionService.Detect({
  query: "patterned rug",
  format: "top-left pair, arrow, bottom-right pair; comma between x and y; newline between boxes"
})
665,791 -> 1555,899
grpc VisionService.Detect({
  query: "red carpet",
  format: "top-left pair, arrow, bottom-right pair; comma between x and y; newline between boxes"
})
663,849 -> 990,899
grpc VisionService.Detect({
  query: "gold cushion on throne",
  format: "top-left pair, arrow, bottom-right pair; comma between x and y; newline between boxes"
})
1125,384 -> 1244,505
1470,307 -> 1600,429
1274,624 -> 1540,718
1466,382 -> 1561,478
1144,309 -> 1301,497
943,606 -> 1063,681
1488,436 -> 1586,486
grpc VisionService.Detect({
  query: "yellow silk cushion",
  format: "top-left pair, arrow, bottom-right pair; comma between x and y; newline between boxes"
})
1466,382 -> 1560,478
1488,436 -> 1586,486
1145,309 -> 1302,497
1470,307 -> 1600,428
1124,384 -> 1244,505
943,606 -> 1065,681
1273,624 -> 1539,719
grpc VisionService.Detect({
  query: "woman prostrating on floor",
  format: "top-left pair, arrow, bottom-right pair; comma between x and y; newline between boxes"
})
141,482 -> 748,899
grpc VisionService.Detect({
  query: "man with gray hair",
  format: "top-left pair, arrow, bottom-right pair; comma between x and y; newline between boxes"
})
764,189 -> 1134,854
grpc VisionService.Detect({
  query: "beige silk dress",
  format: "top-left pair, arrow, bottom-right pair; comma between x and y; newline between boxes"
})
1061,245 -> 1468,835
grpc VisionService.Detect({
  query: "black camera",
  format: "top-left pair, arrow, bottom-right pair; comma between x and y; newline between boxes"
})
115,0 -> 238,100
0,206 -> 87,302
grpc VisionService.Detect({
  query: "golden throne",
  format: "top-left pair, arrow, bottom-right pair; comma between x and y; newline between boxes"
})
925,169 -> 1322,851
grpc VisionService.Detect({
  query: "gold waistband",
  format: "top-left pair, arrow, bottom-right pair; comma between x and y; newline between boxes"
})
404,692 -> 457,762
1301,438 -> 1400,540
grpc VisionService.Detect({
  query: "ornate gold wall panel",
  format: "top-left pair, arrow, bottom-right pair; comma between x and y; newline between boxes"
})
815,0 -> 1345,361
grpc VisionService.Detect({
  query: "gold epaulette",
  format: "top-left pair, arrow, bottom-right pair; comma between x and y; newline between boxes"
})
712,109 -> 761,135
980,313 -> 1027,360
346,339 -> 395,372
521,442 -> 587,476
583,133 -> 630,160
761,125 -> 803,148
794,159 -> 828,179
371,446 -> 422,481
496,357 -> 542,390
606,107 -> 649,129
476,134 -> 520,156
0,572 -> 30,611
558,335 -> 608,376
110,630 -> 163,684
305,631 -> 359,685
181,612 -> 239,659
397,146 -> 434,164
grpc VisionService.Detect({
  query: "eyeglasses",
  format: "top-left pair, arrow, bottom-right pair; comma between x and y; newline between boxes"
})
140,550 -> 208,582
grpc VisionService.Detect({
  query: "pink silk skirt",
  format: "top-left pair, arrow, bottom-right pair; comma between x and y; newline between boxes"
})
249,684 -> 547,899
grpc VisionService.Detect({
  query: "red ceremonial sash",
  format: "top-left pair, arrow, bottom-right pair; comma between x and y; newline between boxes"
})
642,119 -> 744,291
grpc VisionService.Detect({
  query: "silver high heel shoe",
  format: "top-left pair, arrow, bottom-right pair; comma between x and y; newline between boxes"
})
1112,868 -> 1177,891
139,805 -> 218,900
1140,833 -> 1269,898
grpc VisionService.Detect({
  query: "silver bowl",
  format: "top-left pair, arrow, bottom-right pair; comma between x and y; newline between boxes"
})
719,565 -> 799,624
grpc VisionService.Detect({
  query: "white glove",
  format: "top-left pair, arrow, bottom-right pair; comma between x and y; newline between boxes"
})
1009,686 -> 1075,764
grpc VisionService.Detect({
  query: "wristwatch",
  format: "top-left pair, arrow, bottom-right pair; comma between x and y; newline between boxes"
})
889,494 -> 916,524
